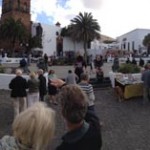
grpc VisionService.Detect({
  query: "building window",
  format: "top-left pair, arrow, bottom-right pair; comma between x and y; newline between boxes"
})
132,41 -> 135,50
123,42 -> 126,49
128,42 -> 130,51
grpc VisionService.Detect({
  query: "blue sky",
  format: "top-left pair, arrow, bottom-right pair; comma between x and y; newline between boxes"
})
0,0 -> 150,38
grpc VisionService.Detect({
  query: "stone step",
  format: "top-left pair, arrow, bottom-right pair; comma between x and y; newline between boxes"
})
90,77 -> 111,89
61,77 -> 111,89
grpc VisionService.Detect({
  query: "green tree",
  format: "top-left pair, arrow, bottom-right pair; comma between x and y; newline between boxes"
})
29,35 -> 43,49
60,27 -> 68,37
143,33 -> 150,54
0,17 -> 26,56
68,12 -> 100,63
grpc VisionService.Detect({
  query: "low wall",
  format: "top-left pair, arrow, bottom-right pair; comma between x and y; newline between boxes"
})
0,73 -> 48,90
107,57 -> 150,64
0,57 -> 41,64
0,57 -> 25,64
0,74 -> 29,90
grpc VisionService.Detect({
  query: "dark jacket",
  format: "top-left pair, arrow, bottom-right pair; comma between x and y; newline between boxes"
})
9,76 -> 28,98
56,111 -> 102,150
94,59 -> 103,68
38,74 -> 47,95
28,78 -> 39,93
139,59 -> 144,67
141,70 -> 150,88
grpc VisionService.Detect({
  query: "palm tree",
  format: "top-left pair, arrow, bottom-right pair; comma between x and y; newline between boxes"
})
0,17 -> 27,56
69,12 -> 100,63
143,33 -> 150,54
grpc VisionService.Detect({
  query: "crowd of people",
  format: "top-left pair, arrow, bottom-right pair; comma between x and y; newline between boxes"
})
0,54 -> 103,150
1,51 -> 150,149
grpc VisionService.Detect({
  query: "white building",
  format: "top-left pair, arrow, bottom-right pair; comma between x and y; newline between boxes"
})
31,23 -> 84,56
117,28 -> 150,53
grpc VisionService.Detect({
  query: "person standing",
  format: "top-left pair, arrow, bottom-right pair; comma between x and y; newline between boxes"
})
78,73 -> 95,112
27,72 -> 39,107
66,70 -> 79,84
44,53 -> 48,71
89,54 -> 94,74
126,57 -> 131,64
38,69 -> 47,101
9,69 -> 28,118
94,55 -> 103,69
141,64 -> 150,104
48,70 -> 58,104
74,55 -> 86,82
19,57 -> 30,74
27,53 -> 32,66
112,55 -> 119,72
131,57 -> 137,65
139,58 -> 145,67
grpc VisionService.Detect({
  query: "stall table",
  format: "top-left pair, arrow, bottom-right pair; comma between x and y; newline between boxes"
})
115,79 -> 143,101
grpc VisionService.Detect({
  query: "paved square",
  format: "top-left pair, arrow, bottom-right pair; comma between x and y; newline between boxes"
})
0,88 -> 150,150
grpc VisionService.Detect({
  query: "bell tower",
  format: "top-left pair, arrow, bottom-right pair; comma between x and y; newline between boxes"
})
1,0 -> 31,32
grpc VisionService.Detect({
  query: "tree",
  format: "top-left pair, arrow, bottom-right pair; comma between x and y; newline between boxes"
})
60,27 -> 69,37
143,33 -> 150,54
68,12 -> 100,63
0,17 -> 26,56
29,35 -> 43,49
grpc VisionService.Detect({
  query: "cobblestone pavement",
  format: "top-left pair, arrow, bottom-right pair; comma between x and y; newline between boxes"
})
0,88 -> 150,150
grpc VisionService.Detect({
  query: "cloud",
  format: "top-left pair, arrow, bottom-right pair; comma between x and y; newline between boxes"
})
31,0 -> 84,26
1,0 -> 150,38
81,0 -> 102,9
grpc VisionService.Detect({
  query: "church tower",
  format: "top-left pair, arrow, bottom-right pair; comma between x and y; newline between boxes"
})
1,0 -> 31,32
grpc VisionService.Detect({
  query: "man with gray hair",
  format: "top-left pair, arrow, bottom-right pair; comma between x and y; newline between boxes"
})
51,79 -> 102,150
9,69 -> 28,118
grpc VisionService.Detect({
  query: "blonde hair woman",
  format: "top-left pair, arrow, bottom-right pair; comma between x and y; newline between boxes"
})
0,102 -> 55,150
27,72 -> 39,107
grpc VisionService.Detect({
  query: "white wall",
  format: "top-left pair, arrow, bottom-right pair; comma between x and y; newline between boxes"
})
42,24 -> 61,56
63,37 -> 84,54
32,23 -> 85,57
32,23 -> 61,56
117,29 -> 150,52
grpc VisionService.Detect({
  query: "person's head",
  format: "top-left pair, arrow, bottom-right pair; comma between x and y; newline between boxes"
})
38,69 -> 44,75
49,70 -> 55,75
96,55 -> 100,60
13,102 -> 55,150
16,69 -> 22,76
68,70 -> 72,74
145,63 -> 150,70
80,73 -> 89,82
48,70 -> 53,75
57,85 -> 88,124
29,72 -> 36,79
